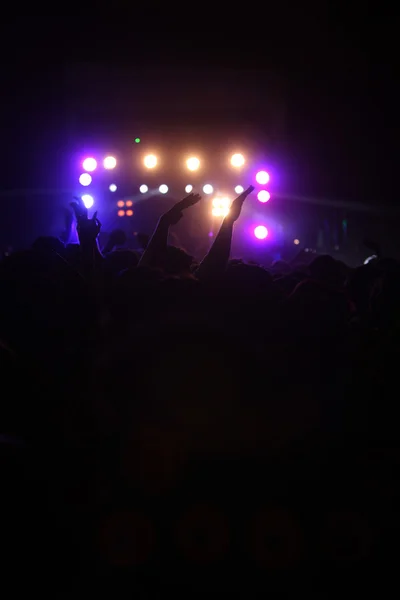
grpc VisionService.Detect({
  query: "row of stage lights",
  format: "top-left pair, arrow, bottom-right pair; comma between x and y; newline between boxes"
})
80,153 -> 247,174
79,183 -> 269,203
142,153 -> 246,170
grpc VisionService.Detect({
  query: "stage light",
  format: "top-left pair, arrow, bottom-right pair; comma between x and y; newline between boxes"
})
135,138 -> 141,143
81,194 -> 94,209
203,184 -> 213,195
235,185 -> 244,194
144,154 -> 157,169
294,238 -> 300,245
109,184 -> 117,192
257,190 -> 270,203
186,157 -> 200,171
212,197 -> 230,217
126,200 -> 133,207
139,184 -> 148,193
254,225 -> 268,239
104,156 -> 117,169
79,173 -> 92,186
126,210 -> 134,217
117,200 -> 125,207
185,184 -> 193,193
118,210 -> 125,217
256,171 -> 270,185
231,153 -> 245,167
82,157 -> 97,172
159,184 -> 168,194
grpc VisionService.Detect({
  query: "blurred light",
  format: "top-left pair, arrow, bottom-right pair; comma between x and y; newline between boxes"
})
364,254 -> 377,265
212,196 -> 230,217
79,173 -> 92,186
104,156 -> 117,169
254,225 -> 268,239
126,200 -> 133,207
81,194 -> 94,209
208,231 -> 214,237
256,171 -> 270,185
117,200 -> 125,208
139,184 -> 148,193
257,190 -> 270,203
159,184 -> 168,194
144,154 -> 157,168
126,210 -> 134,217
235,185 -> 244,194
82,157 -> 97,172
186,157 -> 200,171
118,210 -> 125,217
109,184 -> 117,192
135,138 -> 141,143
294,238 -> 300,245
231,153 -> 245,167
203,184 -> 213,195
185,184 -> 193,193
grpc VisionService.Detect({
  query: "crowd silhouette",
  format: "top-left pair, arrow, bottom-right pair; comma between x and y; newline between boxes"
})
0,186 -> 398,596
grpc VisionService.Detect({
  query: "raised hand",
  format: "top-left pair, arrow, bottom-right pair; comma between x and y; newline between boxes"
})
227,185 -> 255,222
162,193 -> 202,226
70,196 -> 88,222
78,210 -> 102,240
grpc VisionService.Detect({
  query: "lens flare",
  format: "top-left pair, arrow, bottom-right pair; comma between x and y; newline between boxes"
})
186,157 -> 200,171
254,225 -> 268,239
144,154 -> 157,168
231,153 -> 245,167
211,197 -> 230,217
257,190 -> 270,203
79,173 -> 92,186
81,194 -> 94,209
255,171 -> 270,185
82,158 -> 97,172
104,156 -> 117,169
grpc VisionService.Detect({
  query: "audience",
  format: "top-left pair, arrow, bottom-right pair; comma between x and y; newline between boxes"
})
0,187 -> 397,595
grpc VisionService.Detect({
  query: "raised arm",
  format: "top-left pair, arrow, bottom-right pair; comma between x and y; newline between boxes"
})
138,193 -> 201,268
70,197 -> 104,276
195,185 -> 254,280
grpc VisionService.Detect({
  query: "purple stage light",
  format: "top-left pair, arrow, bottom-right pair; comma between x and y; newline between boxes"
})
79,173 -> 92,186
254,225 -> 268,240
257,190 -> 270,203
255,171 -> 269,185
82,157 -> 97,172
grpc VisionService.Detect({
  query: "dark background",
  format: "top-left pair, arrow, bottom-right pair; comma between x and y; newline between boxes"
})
0,9 -> 398,207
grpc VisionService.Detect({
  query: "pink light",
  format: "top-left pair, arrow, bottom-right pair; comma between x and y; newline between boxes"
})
254,225 -> 268,240
255,171 -> 270,185
82,157 -> 97,172
257,190 -> 270,203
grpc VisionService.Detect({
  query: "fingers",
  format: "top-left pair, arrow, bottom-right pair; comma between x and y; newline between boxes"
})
237,185 -> 255,200
178,192 -> 202,210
